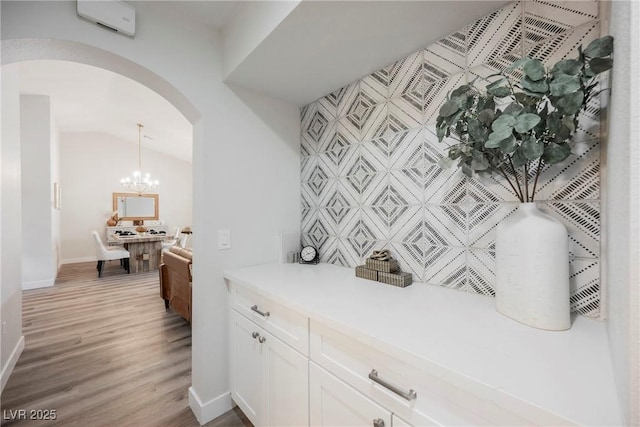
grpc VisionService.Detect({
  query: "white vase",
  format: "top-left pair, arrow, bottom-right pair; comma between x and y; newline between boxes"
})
495,202 -> 571,330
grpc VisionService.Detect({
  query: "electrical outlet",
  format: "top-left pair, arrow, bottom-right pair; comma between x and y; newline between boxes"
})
218,229 -> 231,250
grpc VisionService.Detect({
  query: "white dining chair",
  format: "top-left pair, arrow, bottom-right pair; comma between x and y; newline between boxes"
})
91,230 -> 130,277
161,227 -> 180,252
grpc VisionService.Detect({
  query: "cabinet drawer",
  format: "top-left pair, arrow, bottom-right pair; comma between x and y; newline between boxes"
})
230,282 -> 309,356
310,362 -> 391,427
311,320 -> 567,426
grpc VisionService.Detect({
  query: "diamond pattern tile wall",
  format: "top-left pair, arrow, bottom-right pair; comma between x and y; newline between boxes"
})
299,0 -> 603,318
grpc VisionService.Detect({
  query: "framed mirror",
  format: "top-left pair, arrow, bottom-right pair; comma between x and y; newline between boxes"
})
113,193 -> 159,221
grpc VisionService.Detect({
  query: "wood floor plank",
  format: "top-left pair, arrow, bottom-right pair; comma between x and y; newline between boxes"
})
0,262 -> 251,427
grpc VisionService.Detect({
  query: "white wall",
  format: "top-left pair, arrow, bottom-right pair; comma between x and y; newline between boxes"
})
51,106 -> 61,270
20,94 -> 57,289
59,132 -> 192,263
1,65 -> 25,391
222,1 -> 300,78
605,1 -> 640,424
1,1 -> 301,422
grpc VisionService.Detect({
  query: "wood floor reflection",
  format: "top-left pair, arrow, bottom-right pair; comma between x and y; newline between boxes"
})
1,261 -> 251,427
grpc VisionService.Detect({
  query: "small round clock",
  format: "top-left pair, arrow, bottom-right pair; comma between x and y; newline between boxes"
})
299,245 -> 319,264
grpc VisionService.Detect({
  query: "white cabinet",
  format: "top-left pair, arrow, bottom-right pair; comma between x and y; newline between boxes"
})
226,266 -> 579,427
310,320 -> 536,427
230,311 -> 264,423
310,362 -> 391,427
229,306 -> 308,426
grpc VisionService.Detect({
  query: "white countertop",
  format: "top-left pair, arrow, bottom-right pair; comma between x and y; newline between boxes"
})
224,263 -> 622,426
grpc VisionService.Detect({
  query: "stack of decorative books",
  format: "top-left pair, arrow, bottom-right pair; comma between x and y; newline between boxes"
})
355,249 -> 412,287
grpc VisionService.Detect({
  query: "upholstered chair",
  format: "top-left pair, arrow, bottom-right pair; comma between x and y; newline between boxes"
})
161,227 -> 180,252
91,230 -> 130,277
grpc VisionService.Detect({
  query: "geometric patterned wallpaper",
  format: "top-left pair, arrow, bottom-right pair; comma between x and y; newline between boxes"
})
300,0 -> 604,318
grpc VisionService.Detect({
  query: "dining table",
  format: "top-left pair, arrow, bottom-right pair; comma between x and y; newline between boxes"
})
112,234 -> 166,273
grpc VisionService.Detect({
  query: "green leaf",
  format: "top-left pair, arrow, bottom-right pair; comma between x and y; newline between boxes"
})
583,35 -> 614,58
556,90 -> 584,115
477,109 -> 495,126
486,77 -> 506,89
521,77 -> 549,93
522,136 -> 544,160
511,147 -> 528,168
542,143 -> 572,164
451,85 -> 471,97
550,74 -> 581,97
471,156 -> 490,171
522,89 -> 545,98
483,96 -> 495,112
467,119 -> 486,143
554,125 -> 571,143
438,156 -> 454,169
514,113 -> 542,133
491,114 -> 517,132
523,58 -> 545,81
562,116 -> 576,133
503,103 -> 523,116
499,134 -> 518,153
505,57 -> 532,73
485,129 -> 512,148
547,112 -> 562,135
488,86 -> 511,98
551,59 -> 583,76
461,163 -> 474,177
589,57 -> 613,74
439,98 -> 461,117
436,126 -> 446,142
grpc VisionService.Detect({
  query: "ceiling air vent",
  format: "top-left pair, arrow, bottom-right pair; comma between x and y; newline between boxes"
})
77,0 -> 135,37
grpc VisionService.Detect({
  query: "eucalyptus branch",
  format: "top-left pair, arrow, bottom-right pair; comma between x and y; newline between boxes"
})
499,167 -> 524,203
508,156 -> 524,202
505,76 -> 523,107
524,163 -> 530,202
530,158 -> 544,202
434,36 -> 613,205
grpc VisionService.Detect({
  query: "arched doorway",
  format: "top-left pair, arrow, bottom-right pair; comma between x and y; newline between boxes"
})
1,38 -> 210,426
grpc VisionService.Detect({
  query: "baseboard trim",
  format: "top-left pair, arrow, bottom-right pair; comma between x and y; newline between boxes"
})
22,278 -> 55,290
61,256 -> 96,265
1,335 -> 25,392
188,387 -> 232,425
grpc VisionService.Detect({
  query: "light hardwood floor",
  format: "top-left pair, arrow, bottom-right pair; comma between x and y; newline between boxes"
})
1,261 -> 252,427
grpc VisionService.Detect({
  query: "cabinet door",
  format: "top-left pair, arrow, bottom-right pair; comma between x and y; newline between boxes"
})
392,414 -> 411,427
310,362 -> 391,427
265,331 -> 309,426
230,311 -> 266,426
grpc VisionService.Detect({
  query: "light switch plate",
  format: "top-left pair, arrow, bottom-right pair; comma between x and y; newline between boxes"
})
218,229 -> 231,250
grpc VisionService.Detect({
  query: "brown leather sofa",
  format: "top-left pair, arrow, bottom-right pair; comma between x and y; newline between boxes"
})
159,246 -> 192,323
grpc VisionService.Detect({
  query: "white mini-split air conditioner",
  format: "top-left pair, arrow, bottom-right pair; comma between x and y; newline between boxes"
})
77,0 -> 135,36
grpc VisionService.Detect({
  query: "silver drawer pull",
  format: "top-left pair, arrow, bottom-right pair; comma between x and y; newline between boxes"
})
251,332 -> 259,339
373,418 -> 385,427
369,369 -> 417,401
251,305 -> 270,317
258,336 -> 266,344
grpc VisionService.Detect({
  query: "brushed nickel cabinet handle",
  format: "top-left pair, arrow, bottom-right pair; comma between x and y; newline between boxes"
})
251,332 -> 259,339
369,369 -> 417,401
258,336 -> 266,344
373,418 -> 385,427
251,305 -> 270,317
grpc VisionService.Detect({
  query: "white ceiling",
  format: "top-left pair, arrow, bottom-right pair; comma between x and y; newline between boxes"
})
224,0 -> 511,106
141,0 -> 241,30
17,1 -> 510,162
18,60 -> 193,163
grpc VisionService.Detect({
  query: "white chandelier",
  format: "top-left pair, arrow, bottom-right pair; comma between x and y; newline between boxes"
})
120,123 -> 159,195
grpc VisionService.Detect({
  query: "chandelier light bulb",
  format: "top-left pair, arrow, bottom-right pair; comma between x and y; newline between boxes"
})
120,123 -> 160,195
